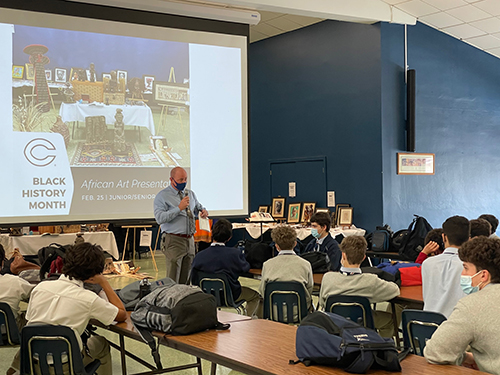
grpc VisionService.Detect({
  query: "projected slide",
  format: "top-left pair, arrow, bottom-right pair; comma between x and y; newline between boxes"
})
0,9 -> 248,225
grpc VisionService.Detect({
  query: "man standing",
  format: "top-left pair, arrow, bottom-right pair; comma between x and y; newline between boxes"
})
154,167 -> 208,283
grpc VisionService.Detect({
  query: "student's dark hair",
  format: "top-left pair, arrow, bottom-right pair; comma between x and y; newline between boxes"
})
442,216 -> 470,247
459,237 -> 500,283
424,228 -> 445,253
340,236 -> 367,265
479,214 -> 499,233
0,244 -> 4,266
62,242 -> 105,281
212,219 -> 232,243
470,219 -> 492,238
310,212 -> 331,230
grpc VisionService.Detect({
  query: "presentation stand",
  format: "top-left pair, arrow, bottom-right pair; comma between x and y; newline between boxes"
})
121,225 -> 158,272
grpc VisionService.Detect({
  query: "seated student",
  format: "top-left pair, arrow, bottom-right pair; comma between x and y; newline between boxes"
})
303,212 -> 341,271
421,215 -> 469,318
0,244 -> 34,328
8,242 -> 127,375
470,218 -> 491,238
415,228 -> 445,265
319,236 -> 399,338
479,214 -> 499,239
424,237 -> 500,374
191,219 -> 262,318
259,225 -> 314,310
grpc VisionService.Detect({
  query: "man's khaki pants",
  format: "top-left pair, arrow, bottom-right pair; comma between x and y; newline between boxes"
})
236,286 -> 263,318
161,233 -> 195,284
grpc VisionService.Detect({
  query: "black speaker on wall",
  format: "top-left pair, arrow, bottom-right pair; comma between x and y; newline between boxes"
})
406,69 -> 416,152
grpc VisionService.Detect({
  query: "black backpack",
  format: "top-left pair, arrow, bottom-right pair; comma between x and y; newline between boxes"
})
38,243 -> 72,280
398,215 -> 433,261
245,241 -> 273,269
371,225 -> 393,252
390,229 -> 409,253
300,251 -> 330,273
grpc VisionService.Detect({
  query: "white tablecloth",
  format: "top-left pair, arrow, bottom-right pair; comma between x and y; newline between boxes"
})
232,223 -> 365,240
60,102 -> 156,135
0,232 -> 119,259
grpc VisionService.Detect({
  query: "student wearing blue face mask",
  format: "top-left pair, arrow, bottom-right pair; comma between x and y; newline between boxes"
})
424,236 -> 500,374
303,212 -> 341,271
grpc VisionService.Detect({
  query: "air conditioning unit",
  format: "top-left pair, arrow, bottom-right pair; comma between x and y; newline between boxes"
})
65,0 -> 261,25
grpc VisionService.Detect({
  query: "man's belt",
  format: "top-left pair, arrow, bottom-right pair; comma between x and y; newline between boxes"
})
164,232 -> 192,238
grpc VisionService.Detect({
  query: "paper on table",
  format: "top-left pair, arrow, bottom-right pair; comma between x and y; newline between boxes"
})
199,217 -> 211,231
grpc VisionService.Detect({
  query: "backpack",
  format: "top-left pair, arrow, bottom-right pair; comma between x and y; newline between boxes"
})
245,241 -> 273,269
300,251 -> 330,273
118,277 -> 176,310
38,243 -> 72,280
390,230 -> 409,253
398,216 -> 433,261
371,225 -> 392,252
131,284 -> 229,369
294,311 -> 402,373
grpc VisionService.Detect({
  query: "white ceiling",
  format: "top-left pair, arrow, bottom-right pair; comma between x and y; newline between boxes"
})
249,0 -> 500,59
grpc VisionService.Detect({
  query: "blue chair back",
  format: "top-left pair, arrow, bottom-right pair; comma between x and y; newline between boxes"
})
402,309 -> 446,356
20,324 -> 100,375
197,272 -> 245,313
263,281 -> 308,324
325,295 -> 375,329
0,302 -> 20,346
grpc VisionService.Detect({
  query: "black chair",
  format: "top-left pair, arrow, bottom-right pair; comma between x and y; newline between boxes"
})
20,324 -> 100,375
0,302 -> 20,346
263,281 -> 309,324
197,272 -> 246,314
325,295 -> 375,329
402,309 -> 446,356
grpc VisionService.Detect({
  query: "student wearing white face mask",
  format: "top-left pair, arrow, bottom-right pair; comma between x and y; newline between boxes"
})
424,236 -> 500,374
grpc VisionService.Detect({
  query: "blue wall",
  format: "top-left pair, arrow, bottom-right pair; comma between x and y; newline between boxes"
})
250,20 -> 384,230
381,22 -> 500,231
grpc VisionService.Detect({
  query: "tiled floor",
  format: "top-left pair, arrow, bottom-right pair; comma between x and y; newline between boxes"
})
0,251 -> 263,375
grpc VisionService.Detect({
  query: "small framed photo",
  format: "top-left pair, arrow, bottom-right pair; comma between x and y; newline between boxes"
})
45,69 -> 52,82
271,197 -> 286,219
301,203 -> 316,223
258,205 -> 269,213
334,204 -> 350,226
338,207 -> 354,226
117,70 -> 128,84
70,67 -> 84,81
25,63 -> 34,80
12,65 -> 24,79
102,73 -> 111,81
54,68 -> 67,83
397,153 -> 435,175
143,75 -> 155,92
287,203 -> 301,224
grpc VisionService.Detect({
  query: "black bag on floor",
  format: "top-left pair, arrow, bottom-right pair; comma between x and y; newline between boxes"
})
300,251 -> 330,273
399,215 -> 433,261
245,241 -> 273,269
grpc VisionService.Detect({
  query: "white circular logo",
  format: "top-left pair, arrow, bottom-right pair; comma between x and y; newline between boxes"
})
24,138 -> 56,167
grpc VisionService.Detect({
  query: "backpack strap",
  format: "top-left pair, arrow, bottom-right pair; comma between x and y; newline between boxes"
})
344,351 -> 374,373
135,326 -> 163,369
373,350 -> 402,371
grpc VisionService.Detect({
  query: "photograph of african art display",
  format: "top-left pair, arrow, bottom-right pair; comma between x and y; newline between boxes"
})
301,203 -> 316,223
271,197 -> 286,219
11,24 -> 190,168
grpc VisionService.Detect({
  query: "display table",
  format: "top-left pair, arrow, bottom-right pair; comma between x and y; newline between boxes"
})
232,222 -> 365,240
59,102 -> 156,136
0,231 -> 119,259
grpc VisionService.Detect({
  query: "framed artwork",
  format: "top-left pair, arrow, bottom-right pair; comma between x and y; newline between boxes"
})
258,205 -> 269,213
25,63 -> 34,80
102,73 -> 111,81
117,70 -> 128,84
271,197 -> 286,218
143,75 -> 155,92
397,153 -> 435,175
334,204 -> 350,226
287,203 -> 301,224
154,81 -> 189,105
69,67 -> 84,81
45,69 -> 52,82
54,68 -> 67,83
338,207 -> 354,226
301,203 -> 316,223
12,65 -> 24,79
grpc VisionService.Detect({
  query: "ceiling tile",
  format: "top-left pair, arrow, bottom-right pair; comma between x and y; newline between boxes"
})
381,0 -> 412,4
258,11 -> 283,23
485,47 -> 500,57
249,29 -> 268,43
251,22 -> 283,37
421,0 -> 468,11
465,34 -> 500,48
267,16 -> 302,32
446,4 -> 491,22
420,12 -> 463,28
283,14 -> 324,27
474,0 -> 500,16
396,0 -> 440,17
469,17 -> 500,33
442,22 -> 486,38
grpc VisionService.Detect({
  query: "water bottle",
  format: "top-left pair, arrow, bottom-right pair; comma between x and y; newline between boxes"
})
139,278 -> 151,298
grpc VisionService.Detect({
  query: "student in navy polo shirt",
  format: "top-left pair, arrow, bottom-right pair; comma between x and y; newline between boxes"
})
191,219 -> 262,318
303,212 -> 341,271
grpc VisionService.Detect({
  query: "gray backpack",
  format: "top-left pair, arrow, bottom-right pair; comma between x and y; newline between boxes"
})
118,277 -> 175,310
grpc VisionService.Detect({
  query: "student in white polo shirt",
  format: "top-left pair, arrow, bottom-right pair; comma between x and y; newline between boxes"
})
8,242 -> 127,375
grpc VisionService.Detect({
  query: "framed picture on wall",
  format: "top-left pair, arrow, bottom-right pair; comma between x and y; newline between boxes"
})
397,153 -> 435,175
271,197 -> 286,218
287,203 -> 301,224
54,68 -> 67,83
258,205 -> 269,213
301,203 -> 316,223
338,207 -> 354,226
